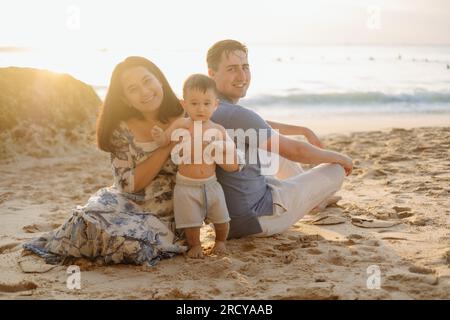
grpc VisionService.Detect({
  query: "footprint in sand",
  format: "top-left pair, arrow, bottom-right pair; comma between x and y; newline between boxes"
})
156,288 -> 199,300
241,242 -> 257,252
0,192 -> 14,204
387,273 -> 439,287
408,266 -> 435,275
351,217 -> 401,229
18,255 -> 58,273
361,168 -> 389,179
380,154 -> 410,162
298,234 -> 325,242
445,250 -> 450,264
259,248 -> 278,257
0,242 -> 22,254
274,242 -> 297,251
281,252 -> 297,264
325,248 -> 351,266
280,284 -> 339,300
207,287 -> 222,296
22,222 -> 60,233
348,234 -> 365,241
295,234 -> 324,248
306,248 -> 323,255
408,216 -> 431,226
392,206 -> 412,213
391,206 -> 414,219
0,281 -> 38,293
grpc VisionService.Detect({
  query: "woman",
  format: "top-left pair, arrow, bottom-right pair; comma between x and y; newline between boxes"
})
24,57 -> 187,266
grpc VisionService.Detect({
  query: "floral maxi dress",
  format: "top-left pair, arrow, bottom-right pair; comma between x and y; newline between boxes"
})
23,122 -> 187,266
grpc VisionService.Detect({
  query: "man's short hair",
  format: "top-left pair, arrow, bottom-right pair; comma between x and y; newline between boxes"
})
207,40 -> 248,71
183,74 -> 218,98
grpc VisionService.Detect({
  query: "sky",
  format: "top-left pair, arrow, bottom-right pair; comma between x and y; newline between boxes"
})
1,0 -> 450,50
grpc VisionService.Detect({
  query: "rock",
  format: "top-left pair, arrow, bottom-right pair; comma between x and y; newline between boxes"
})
0,67 -> 101,159
0,67 -> 100,131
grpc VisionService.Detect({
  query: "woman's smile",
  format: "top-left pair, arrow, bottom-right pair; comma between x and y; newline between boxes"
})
121,66 -> 164,114
141,93 -> 156,104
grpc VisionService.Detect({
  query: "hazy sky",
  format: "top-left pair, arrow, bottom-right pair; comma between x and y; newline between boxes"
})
1,0 -> 450,49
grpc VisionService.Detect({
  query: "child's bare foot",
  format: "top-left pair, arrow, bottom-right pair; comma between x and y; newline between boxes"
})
311,195 -> 342,214
211,241 -> 227,255
187,245 -> 204,259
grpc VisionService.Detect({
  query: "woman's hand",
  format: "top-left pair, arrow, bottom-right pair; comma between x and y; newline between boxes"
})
303,128 -> 324,149
336,154 -> 353,176
151,125 -> 167,147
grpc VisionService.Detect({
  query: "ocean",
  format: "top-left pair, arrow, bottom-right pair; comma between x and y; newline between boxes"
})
1,44 -> 450,129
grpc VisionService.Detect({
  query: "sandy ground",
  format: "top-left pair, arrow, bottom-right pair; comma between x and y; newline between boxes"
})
0,126 -> 449,300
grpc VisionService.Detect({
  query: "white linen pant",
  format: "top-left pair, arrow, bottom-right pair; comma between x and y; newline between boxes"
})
256,156 -> 345,237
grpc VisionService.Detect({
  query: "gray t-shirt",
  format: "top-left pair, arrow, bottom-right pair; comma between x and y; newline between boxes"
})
211,98 -> 274,238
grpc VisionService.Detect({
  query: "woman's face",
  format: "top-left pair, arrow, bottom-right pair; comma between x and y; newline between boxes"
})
121,66 -> 164,116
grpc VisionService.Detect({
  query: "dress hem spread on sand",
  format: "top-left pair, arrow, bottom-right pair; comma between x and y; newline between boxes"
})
23,122 -> 187,266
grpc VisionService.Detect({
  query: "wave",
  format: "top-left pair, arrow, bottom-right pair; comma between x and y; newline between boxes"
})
245,91 -> 450,107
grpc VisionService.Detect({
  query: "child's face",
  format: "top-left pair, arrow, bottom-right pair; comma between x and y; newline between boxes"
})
181,88 -> 219,122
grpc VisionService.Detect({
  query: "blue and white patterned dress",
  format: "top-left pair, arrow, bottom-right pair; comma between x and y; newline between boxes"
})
23,122 -> 187,266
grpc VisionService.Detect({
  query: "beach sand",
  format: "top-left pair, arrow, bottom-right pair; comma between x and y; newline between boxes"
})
0,126 -> 449,300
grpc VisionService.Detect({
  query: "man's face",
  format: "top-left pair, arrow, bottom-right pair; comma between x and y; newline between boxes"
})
209,50 -> 251,104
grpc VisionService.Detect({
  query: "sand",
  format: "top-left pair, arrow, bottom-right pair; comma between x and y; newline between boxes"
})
0,126 -> 449,300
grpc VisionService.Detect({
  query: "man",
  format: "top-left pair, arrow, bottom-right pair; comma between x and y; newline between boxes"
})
208,40 -> 353,239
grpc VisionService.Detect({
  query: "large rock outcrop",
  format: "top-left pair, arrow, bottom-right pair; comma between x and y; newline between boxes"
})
0,67 -> 102,159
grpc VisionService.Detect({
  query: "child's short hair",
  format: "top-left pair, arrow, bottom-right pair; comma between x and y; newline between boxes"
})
183,74 -> 217,98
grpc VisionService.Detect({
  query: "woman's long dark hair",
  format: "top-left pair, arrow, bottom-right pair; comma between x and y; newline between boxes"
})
96,56 -> 183,153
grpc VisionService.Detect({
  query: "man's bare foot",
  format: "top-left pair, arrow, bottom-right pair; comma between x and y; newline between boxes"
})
311,195 -> 342,214
187,245 -> 204,259
211,241 -> 227,255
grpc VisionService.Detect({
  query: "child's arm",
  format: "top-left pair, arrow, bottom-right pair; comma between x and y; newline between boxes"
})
151,118 -> 191,147
214,127 -> 241,173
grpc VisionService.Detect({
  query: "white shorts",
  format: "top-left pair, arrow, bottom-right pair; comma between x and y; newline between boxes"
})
173,173 -> 230,229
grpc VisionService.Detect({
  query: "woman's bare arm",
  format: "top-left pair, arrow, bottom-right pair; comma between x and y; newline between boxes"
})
132,143 -> 174,192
